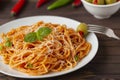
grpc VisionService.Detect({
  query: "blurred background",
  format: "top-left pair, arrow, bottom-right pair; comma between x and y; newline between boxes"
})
0,0 -> 120,80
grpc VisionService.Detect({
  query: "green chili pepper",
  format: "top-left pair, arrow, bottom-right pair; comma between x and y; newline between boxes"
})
47,0 -> 73,10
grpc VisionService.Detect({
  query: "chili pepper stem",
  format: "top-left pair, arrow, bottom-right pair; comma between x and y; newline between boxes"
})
11,11 -> 16,16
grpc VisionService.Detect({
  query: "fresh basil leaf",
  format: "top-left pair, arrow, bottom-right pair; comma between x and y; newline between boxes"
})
24,32 -> 37,42
37,35 -> 43,41
36,27 -> 52,40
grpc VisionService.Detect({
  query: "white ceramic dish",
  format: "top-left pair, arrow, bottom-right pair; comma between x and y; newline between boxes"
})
0,16 -> 98,78
81,0 -> 120,19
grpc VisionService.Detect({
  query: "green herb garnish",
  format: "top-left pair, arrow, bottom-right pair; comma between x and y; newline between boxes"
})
36,27 -> 52,40
74,55 -> 79,61
5,37 -> 9,41
3,37 -> 12,47
24,32 -> 37,42
27,63 -> 33,68
0,45 -> 3,50
4,41 -> 12,47
24,27 -> 52,42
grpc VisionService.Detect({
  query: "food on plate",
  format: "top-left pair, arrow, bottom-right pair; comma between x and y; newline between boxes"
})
0,21 -> 91,75
76,23 -> 88,36
86,0 -> 119,5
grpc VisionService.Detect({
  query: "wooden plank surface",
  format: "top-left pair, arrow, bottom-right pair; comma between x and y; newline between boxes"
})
0,0 -> 120,80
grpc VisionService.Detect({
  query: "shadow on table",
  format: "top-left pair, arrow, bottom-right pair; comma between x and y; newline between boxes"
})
0,0 -> 12,11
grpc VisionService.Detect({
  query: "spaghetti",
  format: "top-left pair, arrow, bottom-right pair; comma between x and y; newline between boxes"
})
0,21 -> 91,75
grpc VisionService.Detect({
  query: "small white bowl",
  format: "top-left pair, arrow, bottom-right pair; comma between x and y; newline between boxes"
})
81,0 -> 120,19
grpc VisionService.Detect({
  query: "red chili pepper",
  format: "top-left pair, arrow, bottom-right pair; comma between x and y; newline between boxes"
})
79,31 -> 84,37
36,0 -> 48,8
11,0 -> 26,16
72,0 -> 82,7
93,0 -> 98,4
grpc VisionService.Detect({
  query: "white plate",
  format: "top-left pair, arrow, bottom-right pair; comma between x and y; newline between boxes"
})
0,16 -> 98,78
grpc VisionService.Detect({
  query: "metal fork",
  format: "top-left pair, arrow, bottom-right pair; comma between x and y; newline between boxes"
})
87,24 -> 120,40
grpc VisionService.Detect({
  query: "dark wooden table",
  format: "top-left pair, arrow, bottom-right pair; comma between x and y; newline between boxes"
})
0,0 -> 120,80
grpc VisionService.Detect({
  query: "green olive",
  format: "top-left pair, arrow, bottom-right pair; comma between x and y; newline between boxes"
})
98,0 -> 105,4
76,23 -> 88,36
92,0 -> 105,5
105,0 -> 117,4
86,0 -> 93,3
